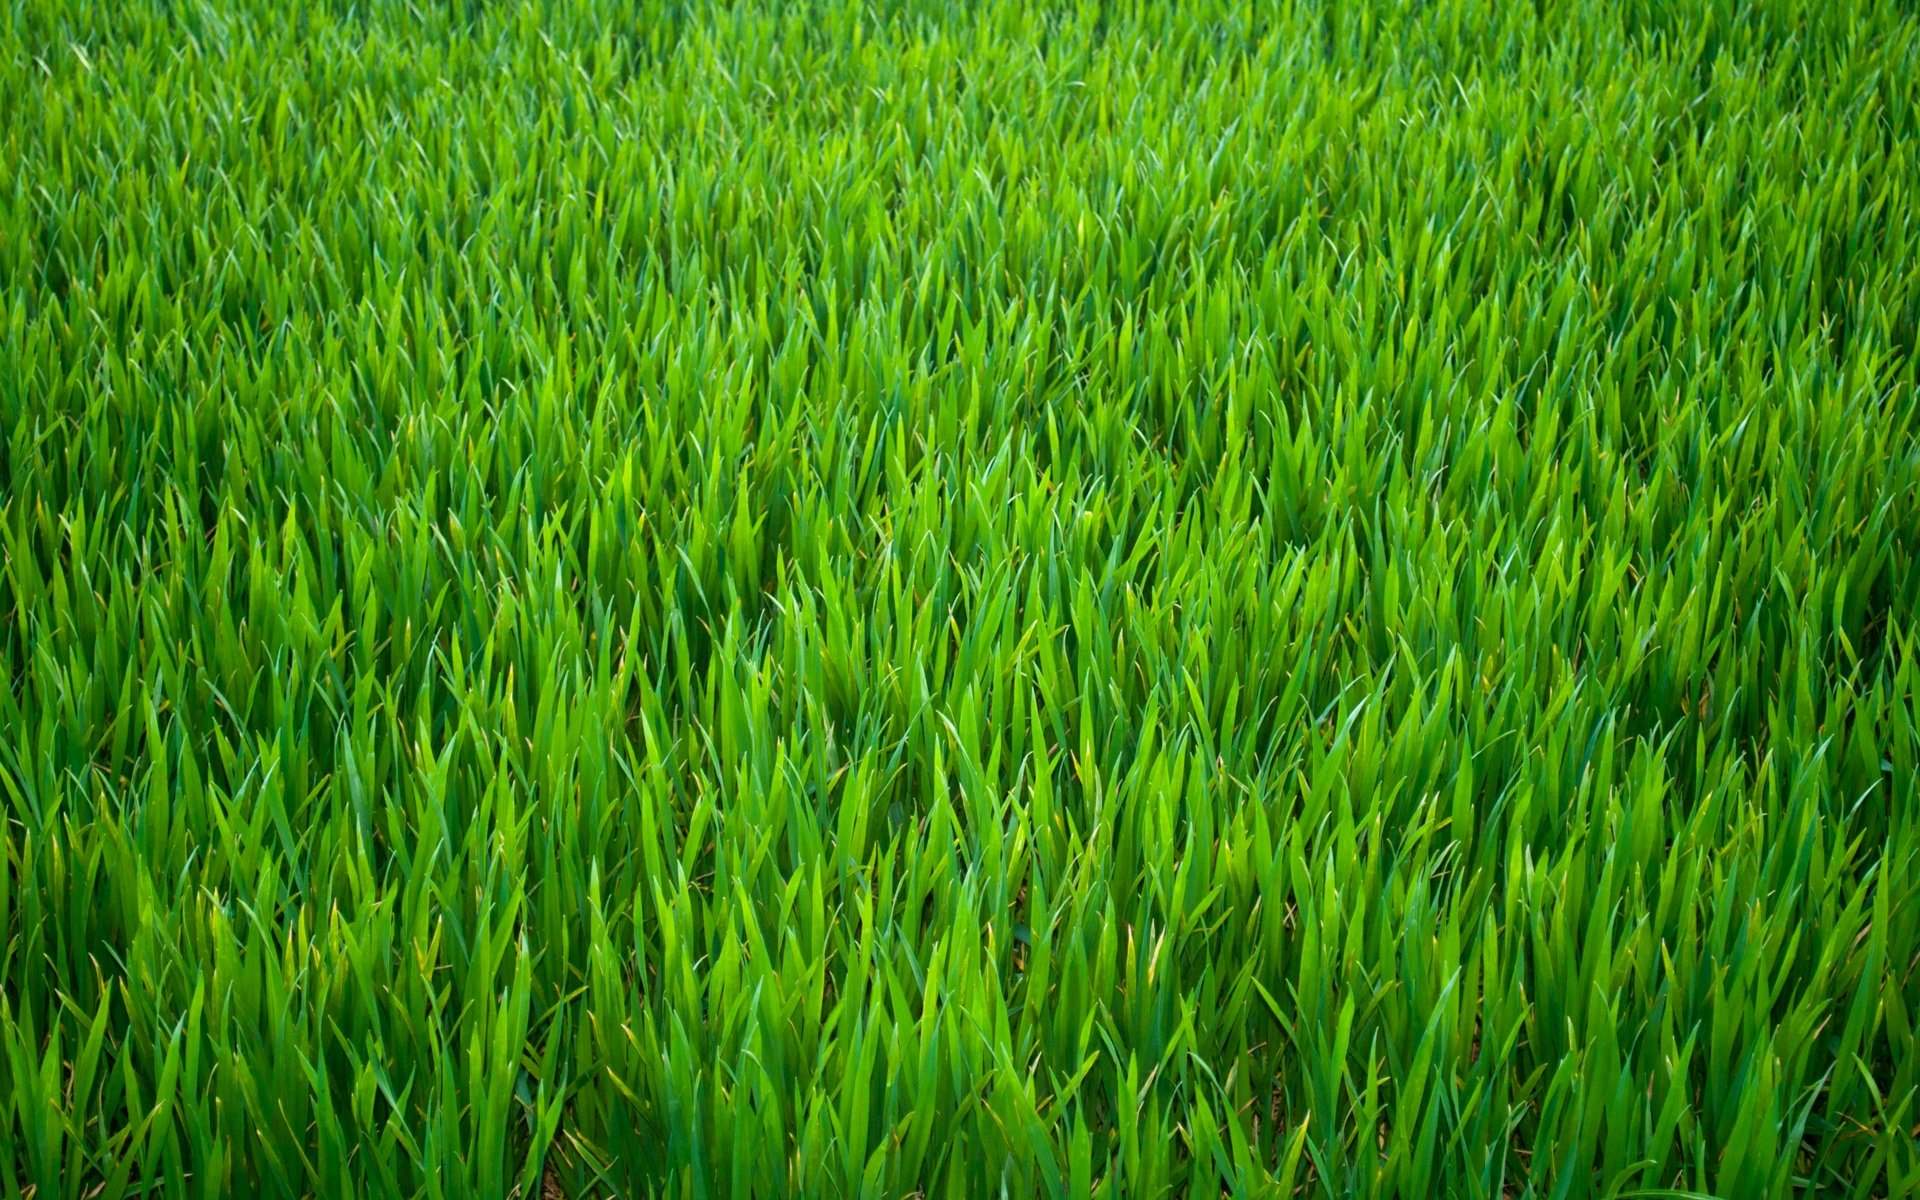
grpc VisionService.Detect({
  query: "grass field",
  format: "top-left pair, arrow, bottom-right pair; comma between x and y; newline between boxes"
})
3,0 -> 1920,1196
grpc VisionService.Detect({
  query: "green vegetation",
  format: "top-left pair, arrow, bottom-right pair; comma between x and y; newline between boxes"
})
3,0 -> 1919,1196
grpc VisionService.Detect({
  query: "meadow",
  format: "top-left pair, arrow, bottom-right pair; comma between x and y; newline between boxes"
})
3,0 -> 1919,1196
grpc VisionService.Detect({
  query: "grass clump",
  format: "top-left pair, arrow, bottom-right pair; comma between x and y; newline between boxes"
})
3,0 -> 1919,1196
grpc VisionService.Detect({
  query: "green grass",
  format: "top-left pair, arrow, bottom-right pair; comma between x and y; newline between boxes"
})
2,0 -> 1918,1196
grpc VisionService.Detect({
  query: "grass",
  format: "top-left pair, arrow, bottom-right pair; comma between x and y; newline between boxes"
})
2,0 -> 1919,1196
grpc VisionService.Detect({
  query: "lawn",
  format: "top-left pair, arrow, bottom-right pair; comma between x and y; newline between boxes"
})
2,0 -> 1918,1196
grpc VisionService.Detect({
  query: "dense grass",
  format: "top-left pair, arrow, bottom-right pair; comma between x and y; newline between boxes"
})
3,0 -> 1919,1196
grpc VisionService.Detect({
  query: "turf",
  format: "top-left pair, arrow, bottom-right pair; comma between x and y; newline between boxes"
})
3,0 -> 1919,1196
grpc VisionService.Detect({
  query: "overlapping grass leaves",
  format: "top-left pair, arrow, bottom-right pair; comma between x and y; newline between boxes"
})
2,0 -> 1918,1196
